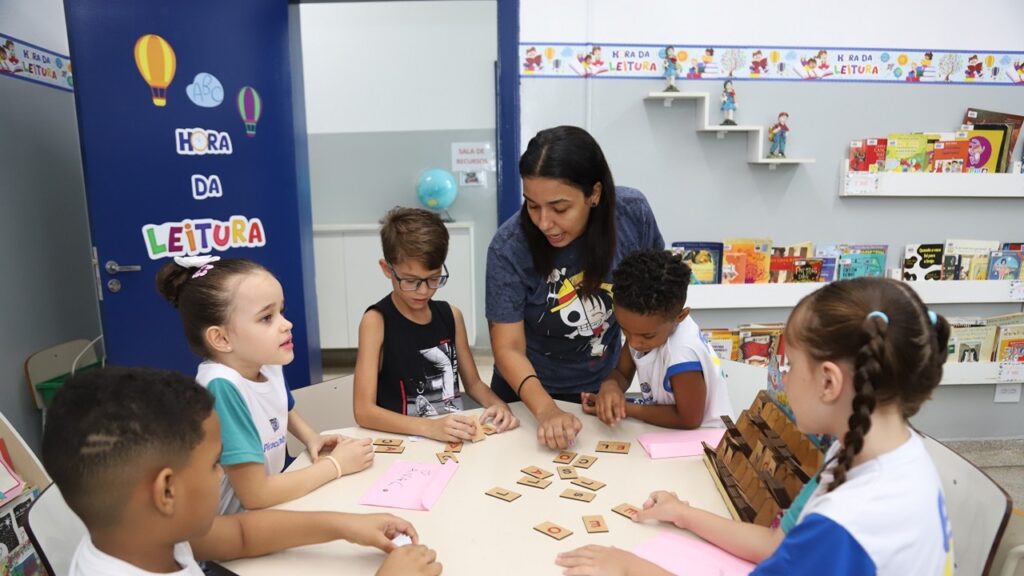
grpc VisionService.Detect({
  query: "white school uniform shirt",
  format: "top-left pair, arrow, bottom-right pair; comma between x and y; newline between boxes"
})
69,536 -> 204,576
632,316 -> 734,427
196,362 -> 293,515
753,430 -> 955,576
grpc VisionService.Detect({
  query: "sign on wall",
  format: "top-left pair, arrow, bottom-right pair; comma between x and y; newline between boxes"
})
0,32 -> 73,92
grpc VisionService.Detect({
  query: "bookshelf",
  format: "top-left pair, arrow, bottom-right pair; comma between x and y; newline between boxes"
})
687,280 -> 1024,310
839,159 -> 1024,197
645,92 -> 815,169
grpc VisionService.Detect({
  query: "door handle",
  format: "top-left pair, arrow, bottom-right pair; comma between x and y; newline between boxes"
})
105,260 -> 143,274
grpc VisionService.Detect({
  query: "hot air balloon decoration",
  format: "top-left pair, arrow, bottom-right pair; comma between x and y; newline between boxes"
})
134,34 -> 176,107
237,86 -> 262,137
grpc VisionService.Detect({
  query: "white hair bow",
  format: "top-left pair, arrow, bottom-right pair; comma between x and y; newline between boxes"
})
174,255 -> 222,279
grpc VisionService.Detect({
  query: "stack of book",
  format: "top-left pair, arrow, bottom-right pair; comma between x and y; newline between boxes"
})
903,240 -> 1023,281
671,240 -> 890,284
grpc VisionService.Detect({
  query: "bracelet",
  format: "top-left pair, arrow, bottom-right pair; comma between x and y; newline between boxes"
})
322,455 -> 342,479
516,374 -> 540,397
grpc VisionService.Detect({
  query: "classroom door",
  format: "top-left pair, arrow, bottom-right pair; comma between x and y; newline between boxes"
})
64,0 -> 321,385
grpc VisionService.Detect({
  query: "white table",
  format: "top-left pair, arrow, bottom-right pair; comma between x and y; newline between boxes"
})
222,401 -> 731,575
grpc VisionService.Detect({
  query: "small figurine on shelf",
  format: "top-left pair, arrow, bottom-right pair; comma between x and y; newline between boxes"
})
767,112 -> 789,158
662,46 -> 680,92
720,80 -> 737,125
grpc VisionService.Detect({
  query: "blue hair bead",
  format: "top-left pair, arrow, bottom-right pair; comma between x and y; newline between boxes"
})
927,310 -> 938,326
866,311 -> 889,324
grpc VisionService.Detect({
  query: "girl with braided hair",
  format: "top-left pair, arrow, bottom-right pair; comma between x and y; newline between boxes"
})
556,277 -> 955,576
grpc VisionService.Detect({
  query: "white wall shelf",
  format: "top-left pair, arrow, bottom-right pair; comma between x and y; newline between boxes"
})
645,92 -> 815,169
941,363 -> 1024,386
839,159 -> 1024,198
687,280 -> 1024,310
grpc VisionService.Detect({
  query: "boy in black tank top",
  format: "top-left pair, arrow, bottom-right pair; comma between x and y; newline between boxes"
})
352,207 -> 519,442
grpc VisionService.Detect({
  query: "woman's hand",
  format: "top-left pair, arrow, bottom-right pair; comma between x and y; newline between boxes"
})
536,406 -> 582,450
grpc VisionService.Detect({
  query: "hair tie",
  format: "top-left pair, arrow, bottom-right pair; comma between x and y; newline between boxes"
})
174,255 -> 221,279
927,310 -> 938,326
866,311 -> 889,324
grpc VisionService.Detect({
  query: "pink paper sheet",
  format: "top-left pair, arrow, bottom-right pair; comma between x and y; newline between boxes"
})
637,429 -> 726,459
359,459 -> 458,511
633,531 -> 755,576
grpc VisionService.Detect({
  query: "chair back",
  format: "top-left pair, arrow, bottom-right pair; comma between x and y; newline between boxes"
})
922,434 -> 1013,575
25,484 -> 87,576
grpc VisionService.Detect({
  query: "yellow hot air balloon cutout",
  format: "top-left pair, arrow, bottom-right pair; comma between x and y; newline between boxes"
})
985,55 -> 995,68
134,34 -> 176,107
770,50 -> 780,64
544,47 -> 555,60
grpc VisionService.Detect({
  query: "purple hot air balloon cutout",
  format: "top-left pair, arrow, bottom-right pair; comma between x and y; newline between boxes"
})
237,86 -> 262,137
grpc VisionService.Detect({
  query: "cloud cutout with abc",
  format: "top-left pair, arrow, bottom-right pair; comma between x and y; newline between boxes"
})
186,72 -> 224,108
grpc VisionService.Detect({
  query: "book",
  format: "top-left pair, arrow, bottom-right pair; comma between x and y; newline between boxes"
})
923,132 -> 963,173
792,259 -> 824,282
902,243 -> 944,281
670,242 -> 724,285
722,252 -> 747,285
986,312 -> 1024,328
943,239 -> 1001,280
863,138 -> 887,173
995,325 -> 1024,362
818,257 -> 838,282
884,133 -> 928,172
849,140 -> 869,171
987,251 -> 1023,280
738,327 -> 783,366
769,256 -> 800,283
772,242 -> 815,258
930,141 -> 968,173
724,238 -> 772,284
963,125 -> 1008,173
947,325 -> 997,363
838,253 -> 885,279
964,108 -> 1024,173
703,329 -> 738,361
1002,242 -> 1024,251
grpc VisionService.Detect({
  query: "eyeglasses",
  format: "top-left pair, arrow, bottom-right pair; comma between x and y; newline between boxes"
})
388,263 -> 449,292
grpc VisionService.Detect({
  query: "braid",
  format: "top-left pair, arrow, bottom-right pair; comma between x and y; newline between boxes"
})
828,314 -> 886,491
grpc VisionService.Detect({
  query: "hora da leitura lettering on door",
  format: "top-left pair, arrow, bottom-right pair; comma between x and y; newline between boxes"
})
143,216 -> 266,259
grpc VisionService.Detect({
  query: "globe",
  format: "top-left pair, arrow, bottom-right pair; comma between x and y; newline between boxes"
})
416,169 -> 458,214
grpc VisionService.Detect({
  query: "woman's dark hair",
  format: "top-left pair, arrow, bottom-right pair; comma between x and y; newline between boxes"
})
785,277 -> 950,492
156,258 -> 269,357
518,125 -> 616,297
613,250 -> 692,318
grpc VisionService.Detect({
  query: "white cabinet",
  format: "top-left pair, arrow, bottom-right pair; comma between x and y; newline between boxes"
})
313,223 -> 476,349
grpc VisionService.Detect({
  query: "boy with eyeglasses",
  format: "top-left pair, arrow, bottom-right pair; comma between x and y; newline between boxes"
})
352,207 -> 519,442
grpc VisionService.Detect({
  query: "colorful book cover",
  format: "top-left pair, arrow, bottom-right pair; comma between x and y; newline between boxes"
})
838,253 -> 885,279
964,108 -> 1024,173
987,251 -> 1023,280
995,325 -> 1024,362
902,243 -> 944,281
1002,242 -> 1024,251
724,238 -> 772,284
944,239 -> 1001,280
849,140 -> 869,171
769,256 -> 800,283
738,328 -> 782,366
963,126 -> 1007,173
792,259 -> 824,282
818,257 -> 838,282
923,132 -> 962,173
703,329 -> 738,361
670,242 -> 724,285
864,138 -> 887,173
722,252 -> 747,285
930,141 -> 968,173
884,133 -> 928,172
947,325 -> 998,363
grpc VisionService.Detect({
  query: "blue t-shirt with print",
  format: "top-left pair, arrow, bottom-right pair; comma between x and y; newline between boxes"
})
486,186 -> 664,395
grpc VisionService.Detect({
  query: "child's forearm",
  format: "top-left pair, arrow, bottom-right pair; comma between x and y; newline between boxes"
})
196,511 -> 360,561
624,404 -> 701,429
230,460 -> 337,510
287,411 -> 320,446
680,507 -> 783,563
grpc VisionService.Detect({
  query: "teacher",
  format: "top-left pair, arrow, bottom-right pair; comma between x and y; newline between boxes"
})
486,126 -> 664,449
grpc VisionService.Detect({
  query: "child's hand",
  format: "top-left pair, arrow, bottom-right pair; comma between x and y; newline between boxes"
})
480,403 -> 520,432
330,437 -> 374,476
555,545 -> 648,576
305,433 -> 342,463
593,381 -> 627,427
636,490 -> 690,528
428,414 -> 477,442
376,544 -> 442,576
581,392 -> 598,416
346,513 -> 419,552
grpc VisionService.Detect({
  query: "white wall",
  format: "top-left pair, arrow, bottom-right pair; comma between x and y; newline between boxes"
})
0,1 -> 71,51
522,0 -> 1024,50
300,1 -> 497,134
